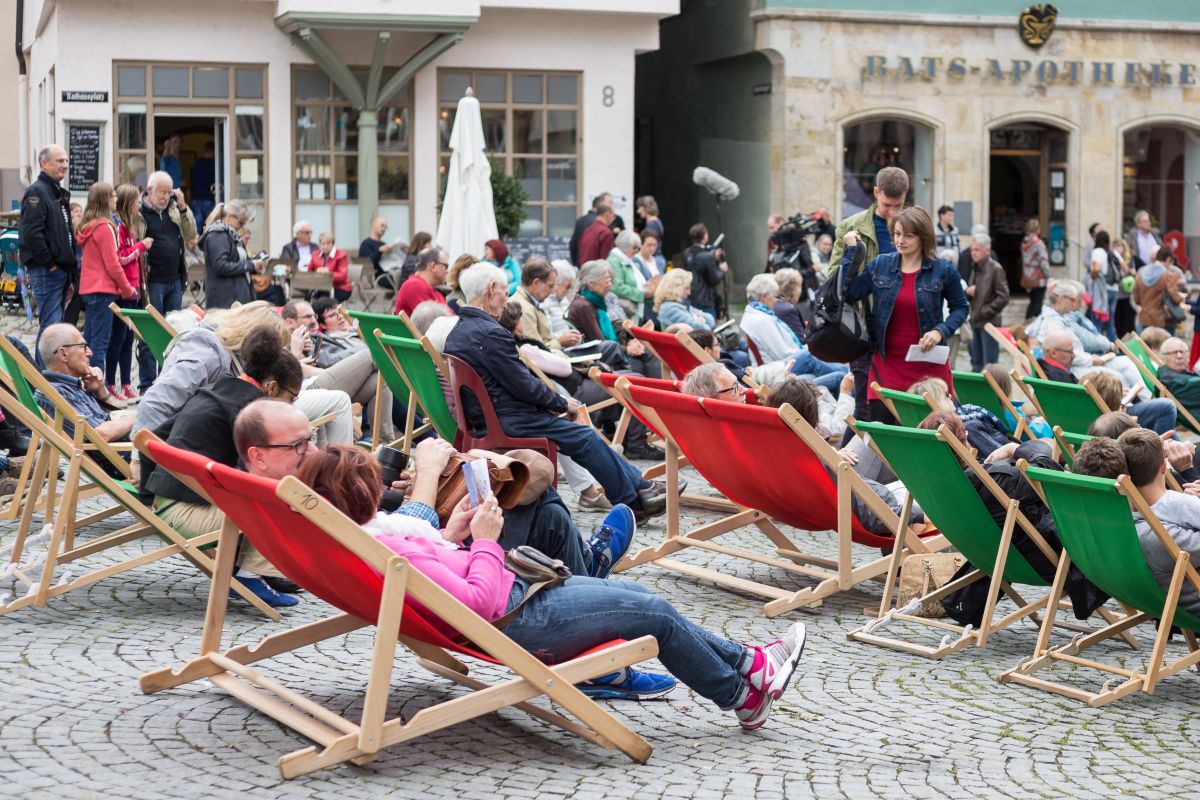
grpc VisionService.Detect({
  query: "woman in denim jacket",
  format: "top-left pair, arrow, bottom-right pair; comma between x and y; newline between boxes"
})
841,206 -> 969,424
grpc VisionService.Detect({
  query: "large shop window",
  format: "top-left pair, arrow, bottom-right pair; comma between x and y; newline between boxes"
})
438,70 -> 581,238
293,67 -> 412,248
113,62 -> 266,251
842,120 -> 934,218
1123,125 -> 1200,262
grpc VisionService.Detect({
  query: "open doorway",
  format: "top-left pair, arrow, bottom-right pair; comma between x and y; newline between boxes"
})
152,114 -> 227,230
989,123 -> 1068,289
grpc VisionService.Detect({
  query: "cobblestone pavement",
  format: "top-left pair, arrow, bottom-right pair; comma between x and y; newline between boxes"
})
2,308 -> 1198,800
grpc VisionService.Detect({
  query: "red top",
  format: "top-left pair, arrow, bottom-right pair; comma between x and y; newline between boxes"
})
394,273 -> 452,316
869,270 -> 952,401
115,222 -> 145,289
577,220 -> 615,265
310,248 -> 350,292
77,219 -> 135,298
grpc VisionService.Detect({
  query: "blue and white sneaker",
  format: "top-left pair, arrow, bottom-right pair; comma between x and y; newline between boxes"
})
579,667 -> 677,700
586,504 -> 636,579
230,575 -> 300,608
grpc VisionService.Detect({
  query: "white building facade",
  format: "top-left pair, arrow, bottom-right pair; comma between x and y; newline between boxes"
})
17,0 -> 677,252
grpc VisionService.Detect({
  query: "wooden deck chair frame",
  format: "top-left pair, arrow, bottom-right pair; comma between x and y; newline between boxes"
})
348,309 -> 418,450
845,421 -> 1134,660
0,405 -> 278,618
621,320 -> 763,390
951,369 -> 1035,441
870,382 -> 937,428
138,435 -> 656,778
610,380 -> 947,617
518,350 -> 621,442
587,367 -> 679,481
985,323 -> 1036,377
1116,338 -> 1200,432
109,302 -> 178,365
999,465 -> 1200,707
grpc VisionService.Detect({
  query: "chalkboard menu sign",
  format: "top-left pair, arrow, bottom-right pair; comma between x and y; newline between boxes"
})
505,235 -> 572,266
66,123 -> 102,193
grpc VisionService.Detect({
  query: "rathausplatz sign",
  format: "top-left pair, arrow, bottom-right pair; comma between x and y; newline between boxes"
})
863,56 -> 1196,87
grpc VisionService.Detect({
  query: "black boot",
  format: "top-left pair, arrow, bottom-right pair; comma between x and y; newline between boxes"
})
0,414 -> 30,455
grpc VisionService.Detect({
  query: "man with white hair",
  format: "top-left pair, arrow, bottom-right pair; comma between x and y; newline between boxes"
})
444,263 -> 668,521
140,170 -> 197,388
280,220 -> 316,270
680,362 -> 747,403
19,144 -> 76,367
1125,209 -> 1163,266
965,232 -> 1009,371
35,323 -> 133,447
738,273 -> 848,391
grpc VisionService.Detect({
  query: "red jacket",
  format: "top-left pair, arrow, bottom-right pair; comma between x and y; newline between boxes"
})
577,220 -> 615,265
310,248 -> 350,293
116,221 -> 145,289
78,219 -> 135,298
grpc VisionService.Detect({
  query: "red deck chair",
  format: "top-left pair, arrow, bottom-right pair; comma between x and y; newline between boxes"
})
135,432 -> 656,779
444,354 -> 557,478
743,333 -> 765,367
622,320 -> 712,379
611,383 -> 945,617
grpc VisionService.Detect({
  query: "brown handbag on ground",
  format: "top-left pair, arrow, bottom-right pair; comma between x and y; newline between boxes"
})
897,552 -> 968,618
433,449 -> 532,524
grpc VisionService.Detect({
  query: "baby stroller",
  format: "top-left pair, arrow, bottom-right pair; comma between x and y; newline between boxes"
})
0,228 -> 33,320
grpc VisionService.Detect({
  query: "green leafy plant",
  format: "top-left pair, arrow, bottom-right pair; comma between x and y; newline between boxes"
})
491,164 -> 528,239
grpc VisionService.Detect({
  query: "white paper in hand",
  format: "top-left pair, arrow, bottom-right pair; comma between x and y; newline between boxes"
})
462,460 -> 493,507
905,344 -> 950,365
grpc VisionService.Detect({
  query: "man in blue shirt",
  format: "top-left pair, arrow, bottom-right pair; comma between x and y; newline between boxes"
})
35,323 -> 132,443
189,141 -> 216,230
159,134 -> 183,187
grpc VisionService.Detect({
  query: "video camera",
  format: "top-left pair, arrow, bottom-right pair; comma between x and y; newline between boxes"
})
768,213 -> 820,272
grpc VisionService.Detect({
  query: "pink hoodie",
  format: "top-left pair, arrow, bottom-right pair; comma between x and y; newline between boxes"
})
116,221 -> 145,289
372,535 -> 515,636
78,219 -> 135,298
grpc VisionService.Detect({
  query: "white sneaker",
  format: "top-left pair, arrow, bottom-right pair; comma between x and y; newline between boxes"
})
746,622 -> 806,698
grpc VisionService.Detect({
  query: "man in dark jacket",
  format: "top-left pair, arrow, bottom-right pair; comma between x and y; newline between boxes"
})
19,144 -> 76,366
140,171 -> 197,388
683,223 -> 727,319
444,262 -> 667,521
965,233 -> 1010,371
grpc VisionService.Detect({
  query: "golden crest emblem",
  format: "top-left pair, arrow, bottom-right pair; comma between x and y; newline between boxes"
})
1019,4 -> 1058,48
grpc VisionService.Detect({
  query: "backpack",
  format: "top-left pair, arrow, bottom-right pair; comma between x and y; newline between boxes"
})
804,245 -> 872,363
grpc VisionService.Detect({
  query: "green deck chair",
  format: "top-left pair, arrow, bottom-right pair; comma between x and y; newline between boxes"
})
110,303 -> 177,366
848,420 -> 1109,659
872,383 -> 935,428
1017,375 -> 1109,436
376,332 -> 457,448
952,370 -> 1033,440
347,309 -> 419,446
1000,466 -> 1200,706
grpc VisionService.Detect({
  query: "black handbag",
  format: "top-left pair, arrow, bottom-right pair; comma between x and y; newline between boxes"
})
805,244 -> 873,363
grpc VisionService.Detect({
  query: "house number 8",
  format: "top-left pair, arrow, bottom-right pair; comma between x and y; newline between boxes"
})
602,86 -> 614,107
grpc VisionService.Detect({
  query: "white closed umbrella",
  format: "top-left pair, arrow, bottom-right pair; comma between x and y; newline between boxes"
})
436,87 -> 498,264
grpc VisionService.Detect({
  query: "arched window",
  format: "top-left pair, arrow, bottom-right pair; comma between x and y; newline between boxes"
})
842,119 -> 934,217
1122,125 -> 1200,265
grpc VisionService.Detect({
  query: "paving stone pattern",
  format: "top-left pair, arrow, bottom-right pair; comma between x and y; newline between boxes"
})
2,306 -> 1197,800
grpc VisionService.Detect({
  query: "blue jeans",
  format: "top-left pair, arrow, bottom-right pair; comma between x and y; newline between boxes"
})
502,413 -> 646,508
107,297 -> 137,386
502,576 -> 750,709
789,349 -> 849,391
81,293 -> 118,372
969,326 -> 1000,372
1127,398 -> 1177,436
1105,288 -> 1118,341
142,279 -> 183,391
28,266 -> 70,368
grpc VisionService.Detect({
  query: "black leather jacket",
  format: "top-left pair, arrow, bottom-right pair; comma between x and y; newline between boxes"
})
18,171 -> 76,273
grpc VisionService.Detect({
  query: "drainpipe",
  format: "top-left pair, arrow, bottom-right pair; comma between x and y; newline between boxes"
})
15,0 -> 30,187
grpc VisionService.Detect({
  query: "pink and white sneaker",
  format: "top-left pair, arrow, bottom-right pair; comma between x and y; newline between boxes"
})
735,622 -> 806,730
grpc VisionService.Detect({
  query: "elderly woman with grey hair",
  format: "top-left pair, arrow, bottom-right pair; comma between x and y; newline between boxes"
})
738,273 -> 847,390
608,228 -> 656,322
566,260 -> 660,378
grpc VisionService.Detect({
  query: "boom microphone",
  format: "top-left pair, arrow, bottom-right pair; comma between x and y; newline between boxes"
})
693,167 -> 740,202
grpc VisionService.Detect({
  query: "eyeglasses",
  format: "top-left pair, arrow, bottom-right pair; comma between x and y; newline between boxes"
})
1161,349 -> 1188,358
254,435 -> 311,456
59,342 -> 90,352
436,261 -> 449,268
716,382 -> 746,397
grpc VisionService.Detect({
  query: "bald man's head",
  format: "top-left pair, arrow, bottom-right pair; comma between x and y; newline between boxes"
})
1042,331 -> 1075,365
234,400 -> 313,479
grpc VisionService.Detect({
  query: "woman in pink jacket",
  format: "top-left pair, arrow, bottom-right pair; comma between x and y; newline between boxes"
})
77,182 -> 138,375
309,231 -> 352,302
107,183 -> 154,400
297,444 -> 808,730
